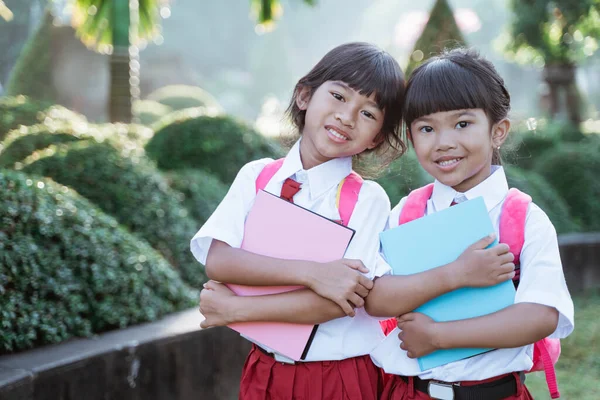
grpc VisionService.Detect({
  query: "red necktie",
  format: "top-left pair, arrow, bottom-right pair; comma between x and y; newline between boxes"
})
451,201 -> 458,206
281,178 -> 302,203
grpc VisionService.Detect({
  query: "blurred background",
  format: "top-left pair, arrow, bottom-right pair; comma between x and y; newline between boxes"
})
0,0 -> 599,399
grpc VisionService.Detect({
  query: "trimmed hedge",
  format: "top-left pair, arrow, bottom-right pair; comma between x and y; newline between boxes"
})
165,169 -> 228,225
504,166 -> 580,234
146,114 -> 282,184
133,99 -> 173,126
21,141 -> 206,288
376,150 -> 433,205
0,121 -> 152,169
0,170 -> 196,354
147,85 -> 223,113
534,144 -> 600,232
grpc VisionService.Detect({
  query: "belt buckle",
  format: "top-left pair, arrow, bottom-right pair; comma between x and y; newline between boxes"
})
427,381 -> 456,400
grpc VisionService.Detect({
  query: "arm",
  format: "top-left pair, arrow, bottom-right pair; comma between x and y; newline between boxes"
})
365,234 -> 515,317
396,304 -> 558,358
200,281 -> 349,328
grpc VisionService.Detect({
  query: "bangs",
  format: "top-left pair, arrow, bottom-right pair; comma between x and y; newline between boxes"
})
404,59 -> 494,126
302,43 -> 404,112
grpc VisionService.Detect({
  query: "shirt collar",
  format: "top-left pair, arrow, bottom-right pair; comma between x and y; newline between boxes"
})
431,165 -> 509,212
270,139 -> 353,200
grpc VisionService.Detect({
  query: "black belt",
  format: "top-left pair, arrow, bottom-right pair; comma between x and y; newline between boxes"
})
401,371 -> 524,400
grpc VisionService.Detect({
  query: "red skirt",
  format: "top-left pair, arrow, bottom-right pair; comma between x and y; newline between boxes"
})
239,345 -> 384,400
380,373 -> 534,400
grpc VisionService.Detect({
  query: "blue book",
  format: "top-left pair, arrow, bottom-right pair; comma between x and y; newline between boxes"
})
380,196 -> 516,371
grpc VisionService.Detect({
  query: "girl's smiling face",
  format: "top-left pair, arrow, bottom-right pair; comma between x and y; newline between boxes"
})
410,108 -> 510,193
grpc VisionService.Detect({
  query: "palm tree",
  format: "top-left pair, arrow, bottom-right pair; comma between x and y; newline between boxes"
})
72,0 -> 165,122
72,0 -> 316,123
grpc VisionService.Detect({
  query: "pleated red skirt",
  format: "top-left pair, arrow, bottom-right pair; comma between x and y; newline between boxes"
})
239,345 -> 384,400
380,372 -> 534,400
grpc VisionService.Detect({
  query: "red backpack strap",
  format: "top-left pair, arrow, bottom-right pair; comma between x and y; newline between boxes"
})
398,183 -> 434,225
499,188 -> 531,282
336,171 -> 363,227
255,158 -> 285,193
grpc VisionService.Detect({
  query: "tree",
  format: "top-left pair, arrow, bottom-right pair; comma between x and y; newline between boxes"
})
72,0 -> 167,122
405,0 -> 466,76
502,0 -> 600,124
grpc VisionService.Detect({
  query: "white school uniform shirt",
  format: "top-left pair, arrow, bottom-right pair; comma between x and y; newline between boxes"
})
370,165 -> 574,382
191,140 -> 391,362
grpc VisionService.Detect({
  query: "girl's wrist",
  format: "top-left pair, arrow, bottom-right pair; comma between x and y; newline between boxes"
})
431,321 -> 446,350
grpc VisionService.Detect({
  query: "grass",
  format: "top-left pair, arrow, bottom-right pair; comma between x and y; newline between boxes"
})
526,292 -> 600,399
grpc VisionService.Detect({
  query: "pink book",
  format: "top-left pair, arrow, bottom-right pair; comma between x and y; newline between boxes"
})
227,190 -> 355,361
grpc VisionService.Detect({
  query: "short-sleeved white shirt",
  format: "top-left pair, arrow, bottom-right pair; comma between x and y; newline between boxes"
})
370,166 -> 574,381
191,140 -> 391,361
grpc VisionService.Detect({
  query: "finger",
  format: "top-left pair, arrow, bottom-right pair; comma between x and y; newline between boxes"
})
358,275 -> 374,291
204,280 -> 218,290
337,298 -> 356,317
349,293 -> 364,309
344,259 -> 370,274
406,351 -> 415,359
501,252 -> 515,264
200,320 -> 209,329
470,233 -> 496,250
397,313 -> 415,324
400,341 -> 407,350
493,243 -> 511,255
497,270 -> 516,282
354,283 -> 369,298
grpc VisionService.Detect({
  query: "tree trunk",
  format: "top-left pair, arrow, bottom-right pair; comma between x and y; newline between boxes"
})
542,64 -> 581,125
109,0 -> 133,123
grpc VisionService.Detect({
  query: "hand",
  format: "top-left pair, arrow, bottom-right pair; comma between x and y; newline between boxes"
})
304,259 -> 374,317
397,313 -> 440,358
199,280 -> 238,328
452,233 -> 515,288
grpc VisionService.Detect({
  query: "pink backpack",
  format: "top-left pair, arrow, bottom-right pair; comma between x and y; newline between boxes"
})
255,158 -> 363,227
380,183 -> 562,398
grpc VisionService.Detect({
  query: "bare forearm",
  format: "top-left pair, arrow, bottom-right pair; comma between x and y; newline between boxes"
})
205,240 -> 310,286
436,303 -> 559,349
365,264 -> 458,317
229,289 -> 346,324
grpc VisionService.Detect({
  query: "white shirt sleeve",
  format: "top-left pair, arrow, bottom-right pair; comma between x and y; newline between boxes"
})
515,203 -> 575,339
343,180 -> 392,280
189,158 -> 272,264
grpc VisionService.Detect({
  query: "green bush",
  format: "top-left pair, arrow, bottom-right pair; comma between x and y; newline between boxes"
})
0,96 -> 77,141
165,169 -> 228,225
146,114 -> 282,184
376,150 -> 433,205
0,170 -> 196,354
0,121 -> 151,169
146,85 -> 223,113
534,144 -> 600,232
509,120 -> 585,169
133,99 -> 173,126
21,141 -> 206,288
504,166 -> 580,233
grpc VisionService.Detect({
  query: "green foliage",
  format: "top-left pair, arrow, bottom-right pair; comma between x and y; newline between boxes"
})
21,141 -> 206,288
0,120 -> 152,169
251,0 -> 316,24
6,10 -> 57,103
503,0 -> 600,64
146,114 -> 282,184
0,169 -> 196,354
504,166 -> 580,233
146,85 -> 223,113
133,99 -> 173,126
376,150 -> 433,205
405,0 -> 466,76
534,144 -> 600,231
0,95 -> 78,141
165,169 -> 228,225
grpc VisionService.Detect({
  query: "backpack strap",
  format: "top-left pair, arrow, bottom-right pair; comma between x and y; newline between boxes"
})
498,188 -> 531,283
398,183 -> 434,225
255,158 -> 362,227
255,158 -> 285,193
500,189 -> 561,399
335,171 -> 363,227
